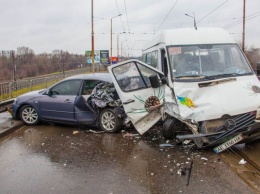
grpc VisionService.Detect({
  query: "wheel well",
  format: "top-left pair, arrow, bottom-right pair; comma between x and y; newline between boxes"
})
16,104 -> 30,119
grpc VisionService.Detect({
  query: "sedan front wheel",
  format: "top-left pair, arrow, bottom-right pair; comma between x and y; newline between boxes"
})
99,108 -> 123,133
20,105 -> 39,125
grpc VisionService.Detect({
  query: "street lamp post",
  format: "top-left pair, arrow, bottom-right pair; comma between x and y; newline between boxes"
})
121,40 -> 127,62
110,14 -> 122,64
1,50 -> 19,82
10,51 -> 16,82
185,13 -> 197,30
91,0 -> 95,73
242,0 -> 246,52
117,32 -> 125,60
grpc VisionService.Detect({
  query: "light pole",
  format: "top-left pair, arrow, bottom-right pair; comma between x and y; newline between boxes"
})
185,13 -> 197,30
242,0 -> 246,52
110,14 -> 122,64
1,50 -> 18,82
10,50 -> 16,82
91,0 -> 95,72
117,32 -> 125,60
121,40 -> 127,62
60,51 -> 65,76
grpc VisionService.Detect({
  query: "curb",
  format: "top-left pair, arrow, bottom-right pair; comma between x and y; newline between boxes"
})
0,121 -> 24,139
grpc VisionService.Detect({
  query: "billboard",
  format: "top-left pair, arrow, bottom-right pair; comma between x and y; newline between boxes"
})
85,50 -> 100,64
100,50 -> 109,64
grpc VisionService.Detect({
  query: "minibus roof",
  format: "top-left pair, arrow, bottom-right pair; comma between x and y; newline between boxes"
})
143,27 -> 236,51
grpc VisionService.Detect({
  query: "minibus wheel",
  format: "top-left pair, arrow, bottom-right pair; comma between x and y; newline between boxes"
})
162,117 -> 183,139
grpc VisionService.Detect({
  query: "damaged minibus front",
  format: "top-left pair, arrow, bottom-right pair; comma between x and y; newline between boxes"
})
110,27 -> 260,152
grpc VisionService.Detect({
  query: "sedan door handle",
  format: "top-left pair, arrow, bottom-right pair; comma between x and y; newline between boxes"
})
64,99 -> 73,103
123,99 -> 135,105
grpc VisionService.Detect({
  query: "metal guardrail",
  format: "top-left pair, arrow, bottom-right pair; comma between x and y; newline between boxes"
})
0,67 -> 107,102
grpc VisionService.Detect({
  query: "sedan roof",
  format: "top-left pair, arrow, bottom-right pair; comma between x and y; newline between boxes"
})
64,72 -> 112,82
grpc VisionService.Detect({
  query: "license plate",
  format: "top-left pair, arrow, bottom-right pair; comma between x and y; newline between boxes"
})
214,133 -> 243,154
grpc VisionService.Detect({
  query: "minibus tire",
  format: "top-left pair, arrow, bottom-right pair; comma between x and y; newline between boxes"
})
162,117 -> 180,139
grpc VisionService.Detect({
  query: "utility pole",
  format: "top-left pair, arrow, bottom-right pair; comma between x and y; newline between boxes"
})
242,0 -> 246,52
91,0 -> 95,73
11,51 -> 16,82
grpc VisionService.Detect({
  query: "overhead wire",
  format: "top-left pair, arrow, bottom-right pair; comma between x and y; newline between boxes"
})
114,0 -> 126,32
224,11 -> 260,29
156,0 -> 179,33
123,0 -> 133,57
197,0 -> 229,23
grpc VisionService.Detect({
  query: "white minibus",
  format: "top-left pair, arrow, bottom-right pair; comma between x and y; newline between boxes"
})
141,27 -> 260,152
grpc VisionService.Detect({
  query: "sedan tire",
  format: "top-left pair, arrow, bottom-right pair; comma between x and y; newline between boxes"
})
20,105 -> 39,125
99,108 -> 123,133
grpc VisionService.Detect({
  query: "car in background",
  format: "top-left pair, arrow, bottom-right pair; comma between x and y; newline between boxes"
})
12,73 -> 123,133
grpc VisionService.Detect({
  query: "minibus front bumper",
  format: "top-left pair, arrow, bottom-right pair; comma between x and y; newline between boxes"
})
176,111 -> 260,151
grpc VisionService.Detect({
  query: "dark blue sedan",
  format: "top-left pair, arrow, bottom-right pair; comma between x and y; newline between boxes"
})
12,73 -> 123,132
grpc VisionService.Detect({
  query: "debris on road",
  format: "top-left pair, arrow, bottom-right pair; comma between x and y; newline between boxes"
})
159,143 -> 174,147
73,131 -> 79,135
201,157 -> 208,161
177,168 -> 186,176
88,130 -> 105,134
186,160 -> 193,186
239,158 -> 247,165
123,133 -> 140,137
183,140 -> 191,145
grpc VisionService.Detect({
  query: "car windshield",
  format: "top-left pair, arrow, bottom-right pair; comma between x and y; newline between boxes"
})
167,44 -> 253,80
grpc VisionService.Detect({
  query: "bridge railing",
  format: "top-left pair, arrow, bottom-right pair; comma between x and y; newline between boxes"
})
0,66 -> 107,102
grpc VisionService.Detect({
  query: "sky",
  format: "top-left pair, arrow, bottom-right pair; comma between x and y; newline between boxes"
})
0,0 -> 260,57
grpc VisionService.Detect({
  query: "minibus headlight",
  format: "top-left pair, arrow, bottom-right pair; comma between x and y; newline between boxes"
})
255,107 -> 260,121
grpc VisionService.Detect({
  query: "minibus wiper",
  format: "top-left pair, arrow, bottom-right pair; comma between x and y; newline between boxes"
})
174,75 -> 204,79
204,73 -> 252,80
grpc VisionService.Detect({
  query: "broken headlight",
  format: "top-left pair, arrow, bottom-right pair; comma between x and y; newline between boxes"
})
255,107 -> 260,121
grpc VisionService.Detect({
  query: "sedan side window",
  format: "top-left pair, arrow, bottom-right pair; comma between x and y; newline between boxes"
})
51,80 -> 82,95
82,80 -> 100,95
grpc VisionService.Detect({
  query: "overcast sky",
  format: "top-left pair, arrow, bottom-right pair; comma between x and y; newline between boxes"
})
1,0 -> 259,56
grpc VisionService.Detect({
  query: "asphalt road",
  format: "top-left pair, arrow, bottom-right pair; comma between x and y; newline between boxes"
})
0,123 -> 254,194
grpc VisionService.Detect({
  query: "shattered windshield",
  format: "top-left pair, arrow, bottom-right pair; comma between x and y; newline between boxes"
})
168,44 -> 253,80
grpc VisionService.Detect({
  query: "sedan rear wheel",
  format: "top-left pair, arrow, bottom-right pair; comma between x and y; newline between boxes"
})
20,105 -> 39,125
99,108 -> 122,133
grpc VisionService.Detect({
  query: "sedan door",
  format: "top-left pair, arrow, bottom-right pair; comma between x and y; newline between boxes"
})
39,79 -> 82,123
108,60 -> 166,134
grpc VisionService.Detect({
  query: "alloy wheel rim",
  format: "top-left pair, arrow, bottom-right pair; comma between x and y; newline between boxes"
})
101,111 -> 116,131
22,107 -> 38,124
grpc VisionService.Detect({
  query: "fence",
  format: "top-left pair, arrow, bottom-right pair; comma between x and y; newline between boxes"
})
0,66 -> 107,102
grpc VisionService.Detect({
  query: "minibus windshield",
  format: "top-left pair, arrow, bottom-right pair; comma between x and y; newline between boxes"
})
168,44 -> 253,80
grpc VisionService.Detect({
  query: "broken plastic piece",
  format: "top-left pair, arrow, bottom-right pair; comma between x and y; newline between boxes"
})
177,169 -> 186,176
73,131 -> 79,135
183,140 -> 191,145
89,130 -> 105,134
239,158 -> 247,165
123,133 -> 140,137
159,143 -> 174,147
200,157 -> 208,161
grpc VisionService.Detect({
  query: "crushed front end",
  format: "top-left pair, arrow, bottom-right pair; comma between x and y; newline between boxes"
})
176,111 -> 260,152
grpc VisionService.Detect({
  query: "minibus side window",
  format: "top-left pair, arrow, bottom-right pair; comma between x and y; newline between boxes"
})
112,61 -> 160,92
142,54 -> 146,62
146,52 -> 152,65
151,51 -> 158,68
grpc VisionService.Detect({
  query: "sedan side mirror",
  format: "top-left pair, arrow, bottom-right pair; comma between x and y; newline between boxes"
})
46,90 -> 53,96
